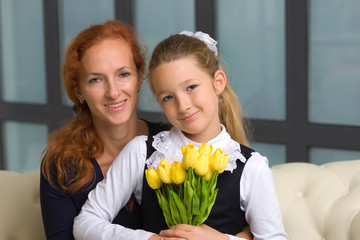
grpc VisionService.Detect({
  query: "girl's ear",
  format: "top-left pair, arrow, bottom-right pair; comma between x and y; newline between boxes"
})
214,70 -> 227,95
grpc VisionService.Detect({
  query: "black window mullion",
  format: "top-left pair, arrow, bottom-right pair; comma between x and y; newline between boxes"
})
43,0 -> 72,132
250,120 -> 290,145
195,0 -> 215,37
115,0 -> 133,24
285,0 -> 309,162
305,124 -> 360,151
0,123 -> 3,169
0,0 -> 3,168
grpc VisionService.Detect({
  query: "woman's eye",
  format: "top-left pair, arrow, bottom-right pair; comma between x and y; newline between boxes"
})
187,85 -> 197,91
119,72 -> 130,78
89,77 -> 100,83
162,95 -> 173,102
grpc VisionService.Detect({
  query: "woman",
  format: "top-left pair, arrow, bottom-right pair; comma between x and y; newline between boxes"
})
40,20 -> 168,240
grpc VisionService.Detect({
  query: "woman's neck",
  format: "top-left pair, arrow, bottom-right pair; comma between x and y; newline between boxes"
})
93,115 -> 148,175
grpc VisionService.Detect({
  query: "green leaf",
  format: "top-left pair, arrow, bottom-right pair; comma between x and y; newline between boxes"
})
156,189 -> 174,227
169,190 -> 181,225
208,171 -> 218,195
188,168 -> 197,191
195,174 -> 201,199
183,180 -> 193,222
171,190 -> 188,224
205,188 -> 218,220
192,190 -> 200,216
199,177 -> 209,218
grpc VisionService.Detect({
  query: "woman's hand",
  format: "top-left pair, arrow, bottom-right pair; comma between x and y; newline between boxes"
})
159,224 -> 229,240
149,233 -> 186,240
235,225 -> 253,240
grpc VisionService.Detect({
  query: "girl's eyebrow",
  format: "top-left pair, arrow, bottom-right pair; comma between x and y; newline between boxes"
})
156,78 -> 196,96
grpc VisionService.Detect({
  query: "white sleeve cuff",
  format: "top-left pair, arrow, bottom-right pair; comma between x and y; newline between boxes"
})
226,234 -> 247,240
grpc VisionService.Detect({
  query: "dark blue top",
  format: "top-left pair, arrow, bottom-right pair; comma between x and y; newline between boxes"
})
141,135 -> 254,235
40,121 -> 170,240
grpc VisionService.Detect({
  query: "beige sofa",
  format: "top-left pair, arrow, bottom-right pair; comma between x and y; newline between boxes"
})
1,159 -> 359,240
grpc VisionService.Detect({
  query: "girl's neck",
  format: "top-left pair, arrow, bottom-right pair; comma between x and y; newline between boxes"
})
182,124 -> 222,143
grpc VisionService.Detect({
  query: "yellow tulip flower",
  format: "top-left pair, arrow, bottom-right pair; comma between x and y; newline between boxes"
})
210,148 -> 229,174
171,161 -> 186,184
204,168 -> 214,181
181,143 -> 199,170
198,143 -> 212,161
158,158 -> 172,184
145,168 -> 163,189
218,154 -> 229,173
194,153 -> 210,176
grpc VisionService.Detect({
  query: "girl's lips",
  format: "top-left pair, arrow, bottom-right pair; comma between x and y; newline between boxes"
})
180,111 -> 199,121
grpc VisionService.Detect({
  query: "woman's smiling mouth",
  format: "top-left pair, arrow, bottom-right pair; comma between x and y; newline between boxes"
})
105,100 -> 127,110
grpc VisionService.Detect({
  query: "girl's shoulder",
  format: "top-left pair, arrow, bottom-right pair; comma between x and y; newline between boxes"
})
239,144 -> 255,161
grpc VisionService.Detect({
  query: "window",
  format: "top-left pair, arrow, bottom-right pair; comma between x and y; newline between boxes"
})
1,0 -> 359,171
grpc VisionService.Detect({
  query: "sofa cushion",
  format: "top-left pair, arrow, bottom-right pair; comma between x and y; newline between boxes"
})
1,160 -> 359,240
272,160 -> 360,240
0,170 -> 45,240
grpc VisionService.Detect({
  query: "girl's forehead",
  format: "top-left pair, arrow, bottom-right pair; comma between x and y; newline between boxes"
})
151,58 -> 213,92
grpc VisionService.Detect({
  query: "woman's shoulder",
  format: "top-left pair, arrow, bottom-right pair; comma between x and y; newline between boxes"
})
41,158 -> 99,191
144,120 -> 171,137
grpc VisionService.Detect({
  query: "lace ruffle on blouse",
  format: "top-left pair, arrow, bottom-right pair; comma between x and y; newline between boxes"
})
145,126 -> 247,172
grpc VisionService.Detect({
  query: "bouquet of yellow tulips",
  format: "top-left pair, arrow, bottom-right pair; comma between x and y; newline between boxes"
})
145,143 -> 229,227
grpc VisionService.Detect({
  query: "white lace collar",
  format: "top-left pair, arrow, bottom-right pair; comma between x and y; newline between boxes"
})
145,125 -> 246,172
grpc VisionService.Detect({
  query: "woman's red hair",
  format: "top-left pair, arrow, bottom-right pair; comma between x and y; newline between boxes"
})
42,20 -> 145,193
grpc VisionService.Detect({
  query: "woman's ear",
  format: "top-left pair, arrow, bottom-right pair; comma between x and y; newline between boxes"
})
75,86 -> 84,103
214,70 -> 227,95
137,77 -> 143,93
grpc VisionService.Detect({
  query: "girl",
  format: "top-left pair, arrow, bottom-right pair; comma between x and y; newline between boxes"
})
40,20 -> 168,240
73,31 -> 287,240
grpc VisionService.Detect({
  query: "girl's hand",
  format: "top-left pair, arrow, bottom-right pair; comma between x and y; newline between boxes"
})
159,224 -> 229,240
158,224 -> 253,240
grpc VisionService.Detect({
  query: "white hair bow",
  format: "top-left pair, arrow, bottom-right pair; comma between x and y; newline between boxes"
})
180,30 -> 218,56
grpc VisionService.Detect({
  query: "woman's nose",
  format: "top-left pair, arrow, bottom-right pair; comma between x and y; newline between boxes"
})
105,79 -> 120,99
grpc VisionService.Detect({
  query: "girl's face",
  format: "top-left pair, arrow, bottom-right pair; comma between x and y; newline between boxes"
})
77,39 -> 141,129
151,56 -> 226,143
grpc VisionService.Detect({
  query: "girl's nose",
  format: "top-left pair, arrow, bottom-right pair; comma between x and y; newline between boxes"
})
177,95 -> 191,112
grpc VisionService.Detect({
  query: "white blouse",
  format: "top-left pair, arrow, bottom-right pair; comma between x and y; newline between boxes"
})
73,126 -> 288,240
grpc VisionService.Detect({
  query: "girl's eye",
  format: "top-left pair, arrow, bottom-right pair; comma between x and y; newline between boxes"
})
187,85 -> 197,91
162,95 -> 173,102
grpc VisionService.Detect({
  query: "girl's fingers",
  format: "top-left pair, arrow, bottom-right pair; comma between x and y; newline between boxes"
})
159,224 -> 195,238
170,224 -> 196,231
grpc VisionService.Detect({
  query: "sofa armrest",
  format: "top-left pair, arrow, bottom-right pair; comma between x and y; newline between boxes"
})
271,160 -> 360,240
0,170 -> 45,240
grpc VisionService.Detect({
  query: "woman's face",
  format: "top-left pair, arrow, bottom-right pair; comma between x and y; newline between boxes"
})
77,38 -> 141,128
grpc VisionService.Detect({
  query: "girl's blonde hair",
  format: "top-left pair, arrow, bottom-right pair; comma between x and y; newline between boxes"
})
148,34 -> 249,146
42,20 -> 146,193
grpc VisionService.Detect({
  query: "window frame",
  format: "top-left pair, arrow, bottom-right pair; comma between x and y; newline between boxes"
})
1,0 -> 359,169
